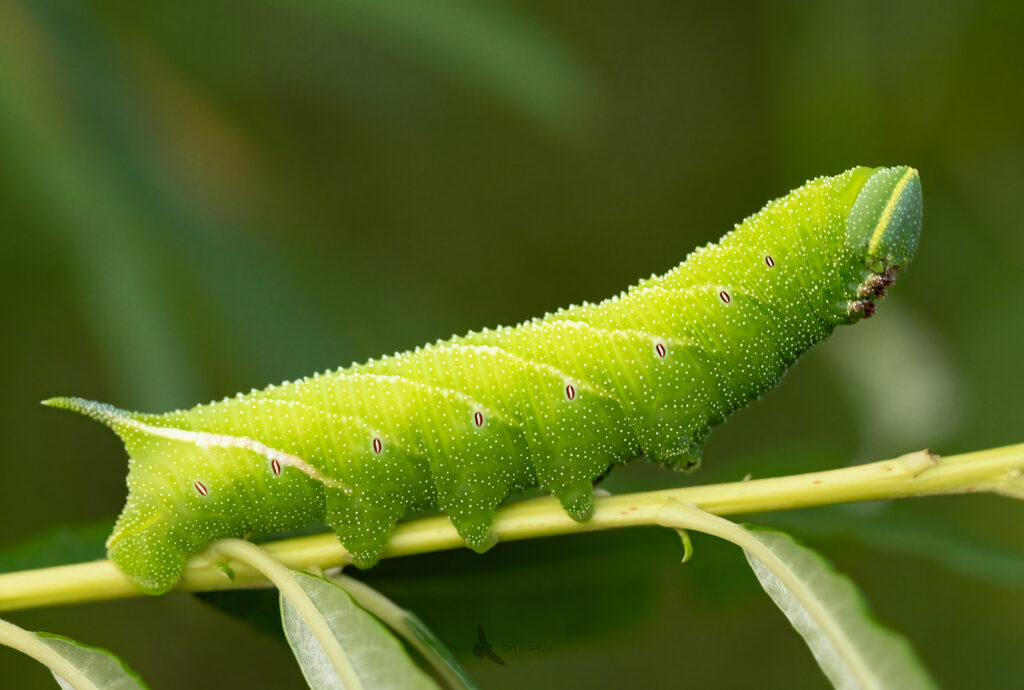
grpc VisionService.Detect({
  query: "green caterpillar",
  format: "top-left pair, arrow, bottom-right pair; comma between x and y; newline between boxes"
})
47,165 -> 922,594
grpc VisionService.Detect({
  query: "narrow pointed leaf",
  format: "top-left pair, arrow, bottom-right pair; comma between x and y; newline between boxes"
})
400,614 -> 476,690
0,619 -> 148,690
743,526 -> 936,690
329,574 -> 478,690
40,634 -> 149,690
281,571 -> 438,690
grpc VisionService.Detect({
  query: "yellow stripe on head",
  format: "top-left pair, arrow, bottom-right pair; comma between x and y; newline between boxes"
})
847,166 -> 923,271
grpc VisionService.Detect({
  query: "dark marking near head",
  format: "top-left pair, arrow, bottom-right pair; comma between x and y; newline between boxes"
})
271,459 -> 282,476
719,290 -> 731,304
849,299 -> 876,318
194,481 -> 208,496
565,384 -> 576,400
372,437 -> 383,454
859,267 -> 898,298
655,342 -> 667,358
473,411 -> 484,427
765,255 -> 775,268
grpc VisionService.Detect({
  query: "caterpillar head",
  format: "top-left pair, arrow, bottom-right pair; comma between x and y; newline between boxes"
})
843,166 -> 922,319
847,165 -> 923,274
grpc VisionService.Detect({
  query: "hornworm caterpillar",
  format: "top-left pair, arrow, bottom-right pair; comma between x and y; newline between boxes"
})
47,165 -> 922,594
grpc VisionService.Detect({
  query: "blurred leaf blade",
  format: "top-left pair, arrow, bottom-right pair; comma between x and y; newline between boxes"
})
0,520 -> 113,574
764,506 -> 1024,591
259,0 -> 599,134
0,0 -> 353,408
281,570 -> 438,690
821,303 -> 962,460
0,0 -> 199,407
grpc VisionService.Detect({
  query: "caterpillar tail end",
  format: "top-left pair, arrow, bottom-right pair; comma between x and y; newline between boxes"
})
42,396 -> 92,412
45,397 -> 187,594
42,396 -> 134,431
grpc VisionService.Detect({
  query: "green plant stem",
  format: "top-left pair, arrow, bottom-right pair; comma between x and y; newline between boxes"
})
211,539 -> 364,690
1,443 -> 1022,613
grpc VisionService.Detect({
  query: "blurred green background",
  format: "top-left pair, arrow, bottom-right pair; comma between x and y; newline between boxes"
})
1,0 -> 1022,687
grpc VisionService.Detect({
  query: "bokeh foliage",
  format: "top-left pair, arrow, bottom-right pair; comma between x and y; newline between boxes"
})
1,1 -> 1022,688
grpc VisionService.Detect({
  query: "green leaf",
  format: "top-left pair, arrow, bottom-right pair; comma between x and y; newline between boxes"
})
40,634 -> 149,690
281,571 -> 439,690
262,0 -> 598,135
401,614 -> 476,689
657,503 -> 936,690
0,520 -> 113,573
742,526 -> 936,690
762,506 -> 1024,590
0,618 -> 148,689
329,574 -> 478,690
